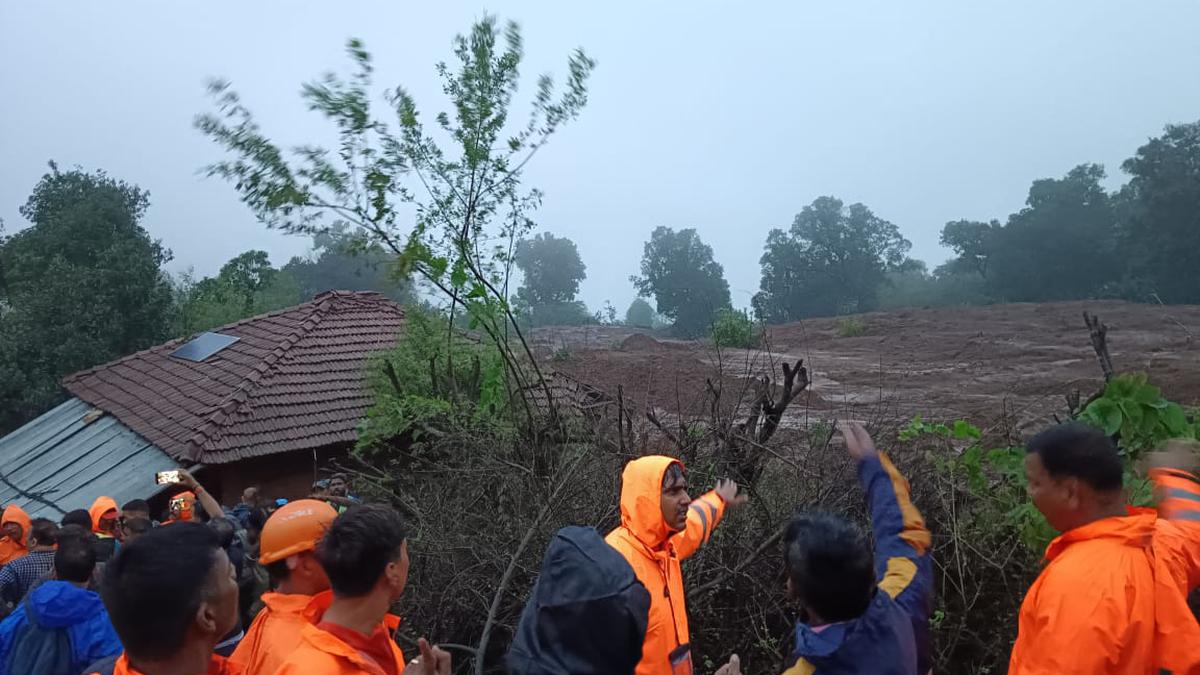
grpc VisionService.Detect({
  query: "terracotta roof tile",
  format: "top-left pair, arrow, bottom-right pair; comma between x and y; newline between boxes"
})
62,291 -> 404,464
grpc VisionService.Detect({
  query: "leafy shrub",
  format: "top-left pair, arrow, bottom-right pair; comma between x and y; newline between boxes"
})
710,308 -> 759,348
625,298 -> 655,328
357,305 -> 509,453
836,317 -> 866,337
1077,372 -> 1197,456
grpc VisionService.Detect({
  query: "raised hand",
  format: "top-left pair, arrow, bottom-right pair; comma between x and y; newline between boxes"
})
714,478 -> 749,509
837,420 -> 879,461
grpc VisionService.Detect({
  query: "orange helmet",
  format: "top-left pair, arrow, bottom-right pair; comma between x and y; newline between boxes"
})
259,499 -> 338,565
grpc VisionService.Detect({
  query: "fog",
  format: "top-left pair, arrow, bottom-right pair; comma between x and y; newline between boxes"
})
3,0 -> 1199,310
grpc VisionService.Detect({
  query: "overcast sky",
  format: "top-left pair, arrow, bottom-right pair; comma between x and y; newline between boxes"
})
3,1 -> 1199,311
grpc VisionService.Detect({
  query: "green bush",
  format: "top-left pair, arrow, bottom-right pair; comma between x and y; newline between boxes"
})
710,308 -> 759,348
836,317 -> 866,337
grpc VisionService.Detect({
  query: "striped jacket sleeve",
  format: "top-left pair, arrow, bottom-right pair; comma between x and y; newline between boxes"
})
673,491 -> 726,561
1151,466 -> 1200,589
859,453 -> 932,611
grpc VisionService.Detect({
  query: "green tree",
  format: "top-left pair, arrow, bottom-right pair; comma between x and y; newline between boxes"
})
0,165 -> 174,432
939,220 -> 1000,280
284,227 -> 412,302
174,250 -> 303,335
1117,121 -> 1200,303
753,197 -> 910,322
624,297 -> 654,328
986,164 -> 1119,301
631,226 -> 730,337
512,232 -> 589,326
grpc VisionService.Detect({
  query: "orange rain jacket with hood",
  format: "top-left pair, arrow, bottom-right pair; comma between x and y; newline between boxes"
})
229,590 -> 332,674
1008,466 -> 1200,674
0,505 -> 31,565
88,496 -> 119,534
605,456 -> 727,675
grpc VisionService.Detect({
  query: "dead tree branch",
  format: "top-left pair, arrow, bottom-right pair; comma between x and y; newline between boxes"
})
1083,311 -> 1114,382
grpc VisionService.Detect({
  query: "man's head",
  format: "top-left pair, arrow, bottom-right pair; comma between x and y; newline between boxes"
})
261,499 -> 337,596
61,509 -> 92,530
169,492 -> 196,521
311,480 -> 330,498
55,532 -> 97,584
241,486 -> 260,508
329,474 -> 348,497
208,517 -> 236,550
1025,422 -> 1124,532
30,518 -> 57,548
2,505 -> 30,546
317,504 -> 409,603
783,512 -> 875,624
121,517 -> 153,542
122,499 -> 151,522
660,463 -> 691,532
101,522 -> 238,663
91,496 -> 120,536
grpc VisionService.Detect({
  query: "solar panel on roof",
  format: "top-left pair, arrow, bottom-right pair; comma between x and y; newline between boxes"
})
170,332 -> 240,362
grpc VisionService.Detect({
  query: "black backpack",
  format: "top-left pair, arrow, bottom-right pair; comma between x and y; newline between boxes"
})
5,601 -> 76,675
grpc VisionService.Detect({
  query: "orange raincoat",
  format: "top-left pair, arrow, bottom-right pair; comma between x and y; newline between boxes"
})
605,456 -> 726,675
0,504 -> 31,565
229,591 -> 332,674
89,496 -> 119,534
89,653 -> 242,674
271,612 -> 404,675
1008,467 -> 1200,674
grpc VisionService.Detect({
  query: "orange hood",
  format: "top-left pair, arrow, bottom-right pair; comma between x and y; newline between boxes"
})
1,505 -> 31,547
1044,507 -> 1156,561
618,455 -> 683,550
89,496 -> 119,534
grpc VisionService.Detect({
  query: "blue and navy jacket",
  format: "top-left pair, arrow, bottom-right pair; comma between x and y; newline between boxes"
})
0,580 -> 123,675
782,453 -> 934,675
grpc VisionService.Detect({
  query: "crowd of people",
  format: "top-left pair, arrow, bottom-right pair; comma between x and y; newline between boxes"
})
0,421 -> 1195,674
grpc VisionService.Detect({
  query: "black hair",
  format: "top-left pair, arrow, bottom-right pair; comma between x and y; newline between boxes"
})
55,534 -> 97,583
317,504 -> 407,598
265,559 -> 290,588
122,499 -> 150,514
56,524 -> 91,547
61,509 -> 92,529
123,518 -> 153,538
30,518 -> 58,546
661,462 -> 686,488
1027,422 -> 1123,492
101,522 -> 223,661
783,512 -> 875,623
208,517 -> 236,549
247,508 -> 270,533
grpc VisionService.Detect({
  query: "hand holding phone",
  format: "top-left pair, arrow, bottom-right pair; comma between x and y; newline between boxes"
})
155,470 -> 181,485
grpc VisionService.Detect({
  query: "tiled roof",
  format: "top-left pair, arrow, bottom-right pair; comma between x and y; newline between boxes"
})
62,291 -> 405,464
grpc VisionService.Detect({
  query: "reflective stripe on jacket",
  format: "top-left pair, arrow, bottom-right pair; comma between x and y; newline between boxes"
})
782,452 -> 933,675
605,455 -> 726,675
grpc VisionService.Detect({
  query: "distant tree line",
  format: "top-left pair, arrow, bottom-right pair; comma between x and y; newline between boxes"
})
2,121 -> 1197,431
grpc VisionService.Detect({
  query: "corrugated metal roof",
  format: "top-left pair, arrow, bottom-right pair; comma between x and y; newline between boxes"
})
0,398 -> 179,519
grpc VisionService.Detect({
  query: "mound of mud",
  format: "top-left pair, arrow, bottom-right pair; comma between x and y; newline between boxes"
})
620,333 -> 663,351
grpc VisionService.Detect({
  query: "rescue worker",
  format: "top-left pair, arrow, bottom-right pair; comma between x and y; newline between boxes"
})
775,422 -> 933,675
228,500 -> 337,674
605,456 -> 747,675
1009,424 -> 1200,674
85,522 -> 241,675
273,504 -> 450,675
506,526 -> 651,675
89,497 -> 120,562
0,506 -> 31,566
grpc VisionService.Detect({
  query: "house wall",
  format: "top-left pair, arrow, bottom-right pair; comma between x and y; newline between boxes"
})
194,444 -> 352,507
